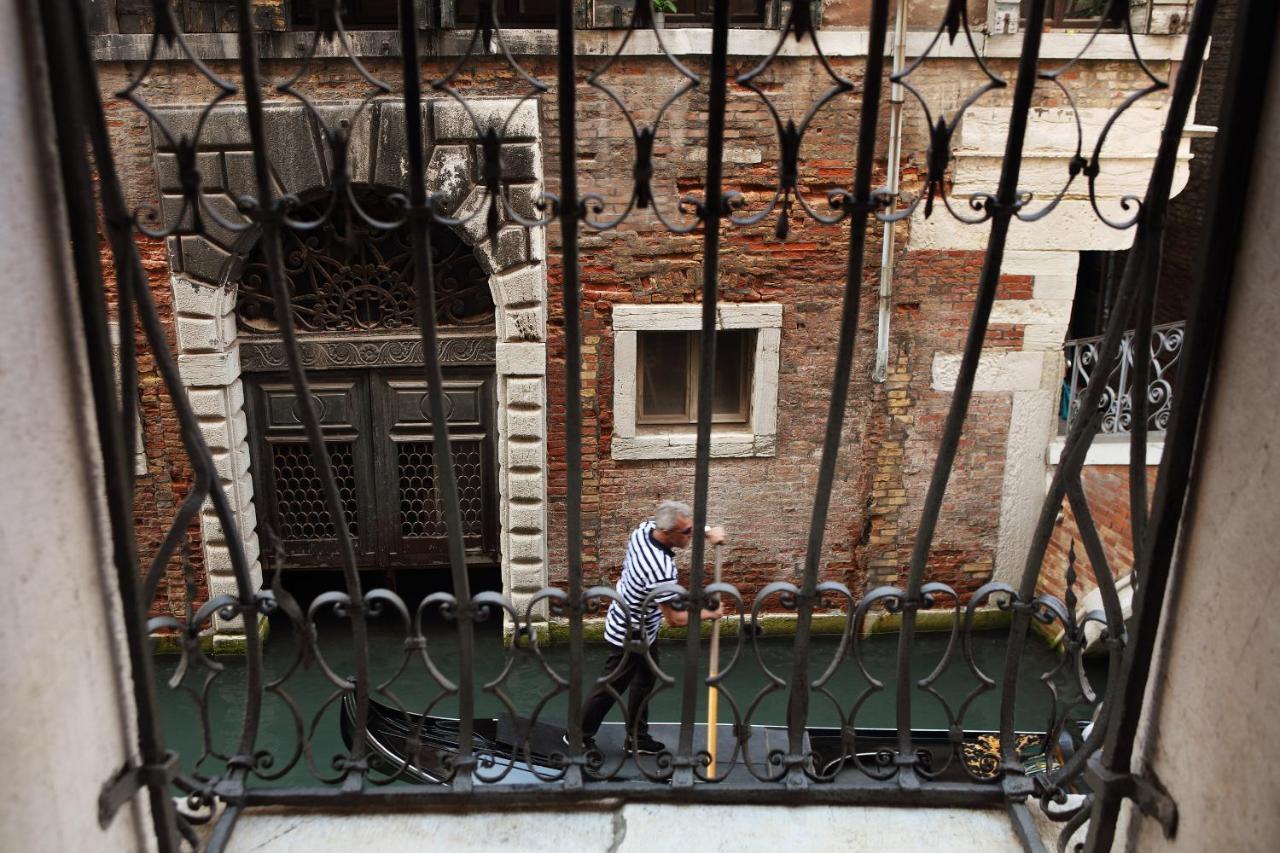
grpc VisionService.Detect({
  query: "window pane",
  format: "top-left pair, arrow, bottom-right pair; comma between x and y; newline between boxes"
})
712,330 -> 752,420
639,331 -> 690,419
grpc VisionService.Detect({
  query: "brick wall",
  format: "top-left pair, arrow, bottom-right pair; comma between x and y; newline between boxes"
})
102,234 -> 208,619
1038,464 -> 1158,603
92,47 -> 1167,616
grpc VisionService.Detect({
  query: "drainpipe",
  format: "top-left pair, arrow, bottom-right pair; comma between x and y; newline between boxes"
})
873,0 -> 909,383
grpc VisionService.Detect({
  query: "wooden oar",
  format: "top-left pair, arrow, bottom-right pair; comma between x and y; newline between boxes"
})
706,542 -> 723,777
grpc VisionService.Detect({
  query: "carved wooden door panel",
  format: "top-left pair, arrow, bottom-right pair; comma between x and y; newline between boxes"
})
244,374 -> 377,569
245,367 -> 498,571
372,369 -> 498,567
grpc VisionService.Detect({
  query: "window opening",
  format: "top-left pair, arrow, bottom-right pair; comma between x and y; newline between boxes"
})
455,0 -> 559,27
664,0 -> 767,27
291,0 -> 400,29
636,329 -> 754,425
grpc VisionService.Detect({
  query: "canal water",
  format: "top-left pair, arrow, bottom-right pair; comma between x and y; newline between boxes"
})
155,611 -> 1101,788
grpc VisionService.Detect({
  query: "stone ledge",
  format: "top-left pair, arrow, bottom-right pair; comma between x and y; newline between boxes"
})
611,432 -> 776,460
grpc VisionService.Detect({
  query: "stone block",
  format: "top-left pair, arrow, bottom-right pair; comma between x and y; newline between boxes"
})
177,235 -> 233,284
186,388 -> 230,419
262,104 -> 327,193
507,502 -> 544,535
151,104 -> 250,149
311,101 -> 374,184
477,142 -> 541,183
930,351 -> 1045,393
611,302 -> 783,331
493,265 -> 544,308
224,151 -> 260,201
508,560 -> 546,592
505,183 -> 545,222
505,474 -> 544,502
427,144 -> 476,214
505,377 -> 543,408
496,341 -> 546,376
172,276 -> 235,321
506,439 -> 544,471
433,98 -> 539,142
506,532 -> 545,562
155,151 -> 224,193
199,417 -> 234,454
178,348 -> 242,388
504,306 -> 545,343
505,409 -> 545,441
176,314 -> 233,354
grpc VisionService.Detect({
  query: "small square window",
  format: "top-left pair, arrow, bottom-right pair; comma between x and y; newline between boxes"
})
636,330 -> 754,425
612,303 -> 781,460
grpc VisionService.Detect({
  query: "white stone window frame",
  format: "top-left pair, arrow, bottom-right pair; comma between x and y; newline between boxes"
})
612,303 -> 781,460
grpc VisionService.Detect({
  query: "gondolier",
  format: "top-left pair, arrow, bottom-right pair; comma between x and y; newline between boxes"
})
573,500 -> 726,755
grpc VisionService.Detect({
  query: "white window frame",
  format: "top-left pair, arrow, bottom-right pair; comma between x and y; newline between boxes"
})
612,303 -> 782,460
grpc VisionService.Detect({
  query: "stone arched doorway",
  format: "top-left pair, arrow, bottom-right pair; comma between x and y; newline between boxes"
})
156,99 -> 550,643
236,186 -> 501,576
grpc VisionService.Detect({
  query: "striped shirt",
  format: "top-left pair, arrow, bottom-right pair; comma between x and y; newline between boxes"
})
603,520 -> 679,647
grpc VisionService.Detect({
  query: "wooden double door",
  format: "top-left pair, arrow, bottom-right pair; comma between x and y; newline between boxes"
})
244,367 -> 499,571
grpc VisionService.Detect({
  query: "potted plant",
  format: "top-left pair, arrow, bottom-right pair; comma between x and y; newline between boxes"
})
651,0 -> 676,28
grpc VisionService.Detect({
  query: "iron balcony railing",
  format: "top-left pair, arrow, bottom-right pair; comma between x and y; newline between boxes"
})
36,0 -> 1277,851
1062,320 -> 1185,435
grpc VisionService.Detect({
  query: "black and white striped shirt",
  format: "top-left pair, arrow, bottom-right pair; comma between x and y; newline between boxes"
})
603,520 -> 679,647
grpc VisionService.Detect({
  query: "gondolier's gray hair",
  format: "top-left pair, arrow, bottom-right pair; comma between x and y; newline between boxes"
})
653,500 -> 693,531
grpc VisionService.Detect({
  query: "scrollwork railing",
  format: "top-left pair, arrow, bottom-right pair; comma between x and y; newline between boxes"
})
1063,321 -> 1185,435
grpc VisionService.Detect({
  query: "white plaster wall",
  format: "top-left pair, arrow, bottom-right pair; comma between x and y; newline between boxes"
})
0,0 -> 150,845
1127,33 -> 1280,853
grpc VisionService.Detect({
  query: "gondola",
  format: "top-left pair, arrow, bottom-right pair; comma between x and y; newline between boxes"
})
339,695 -> 1075,786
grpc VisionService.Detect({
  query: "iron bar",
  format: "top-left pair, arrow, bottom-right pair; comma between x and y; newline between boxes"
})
69,0 -> 269,837
231,0 -> 373,787
554,0 -> 587,789
225,774 -> 1031,808
898,0 -> 1049,787
786,0 -> 892,790
398,0 -> 479,793
1001,0 -> 1220,797
38,3 -> 181,847
1085,0 -> 1279,848
675,0 -> 732,789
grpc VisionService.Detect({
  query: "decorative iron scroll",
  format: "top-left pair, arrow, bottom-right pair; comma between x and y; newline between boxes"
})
235,188 -> 494,334
1063,320 -> 1184,434
240,335 -> 497,372
51,0 -> 1248,849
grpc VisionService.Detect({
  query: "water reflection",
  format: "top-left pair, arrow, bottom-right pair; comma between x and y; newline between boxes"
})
155,610 -> 1101,788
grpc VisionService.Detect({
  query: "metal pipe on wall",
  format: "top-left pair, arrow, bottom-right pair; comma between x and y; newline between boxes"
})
873,0 -> 909,383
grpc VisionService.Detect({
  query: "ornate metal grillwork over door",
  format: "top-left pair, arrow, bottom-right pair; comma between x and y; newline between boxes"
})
245,367 -> 499,570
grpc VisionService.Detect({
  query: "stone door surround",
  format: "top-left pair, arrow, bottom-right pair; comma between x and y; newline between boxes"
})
156,98 -> 550,641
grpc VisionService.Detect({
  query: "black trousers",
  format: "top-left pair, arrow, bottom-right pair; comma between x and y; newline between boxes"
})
580,644 -> 659,738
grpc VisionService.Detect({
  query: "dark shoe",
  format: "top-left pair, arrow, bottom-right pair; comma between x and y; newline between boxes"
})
626,732 -> 666,755
562,732 -> 598,752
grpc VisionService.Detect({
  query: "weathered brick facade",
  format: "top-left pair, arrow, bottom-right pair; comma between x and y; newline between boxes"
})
89,5 -> 1192,627
1038,464 -> 1158,603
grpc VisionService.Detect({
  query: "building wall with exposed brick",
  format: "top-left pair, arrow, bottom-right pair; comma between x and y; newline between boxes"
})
87,19 -> 1190,627
1037,463 -> 1158,604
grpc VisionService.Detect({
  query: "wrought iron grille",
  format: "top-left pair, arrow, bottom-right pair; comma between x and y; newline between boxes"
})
1062,321 -> 1185,435
236,188 -> 495,334
39,0 -> 1278,852
271,440 -> 361,541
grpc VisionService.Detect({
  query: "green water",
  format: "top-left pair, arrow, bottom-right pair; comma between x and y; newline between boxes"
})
155,612 -> 1099,788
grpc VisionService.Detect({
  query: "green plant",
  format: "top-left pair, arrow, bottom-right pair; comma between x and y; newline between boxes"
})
652,0 -> 677,14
